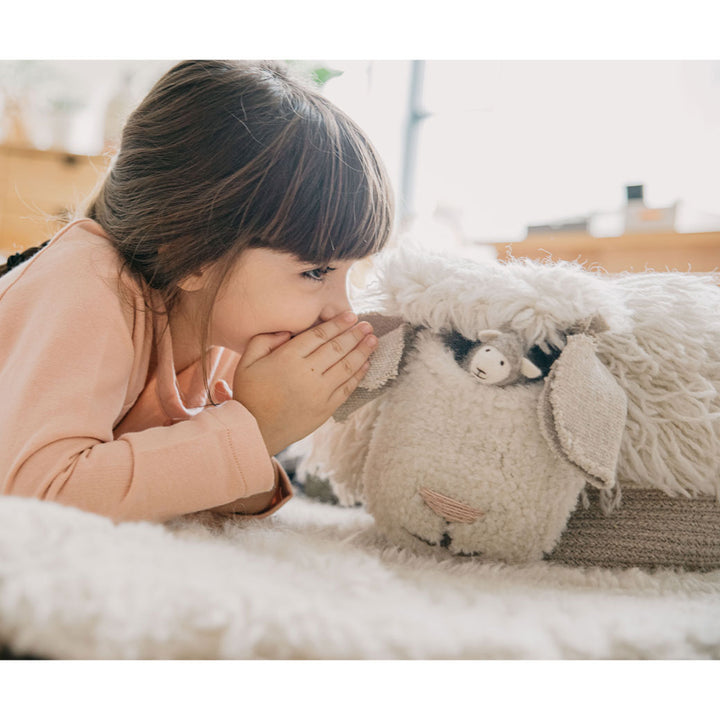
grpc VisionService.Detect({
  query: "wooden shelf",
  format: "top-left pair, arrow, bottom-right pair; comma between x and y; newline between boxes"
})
492,230 -> 720,273
0,144 -> 110,256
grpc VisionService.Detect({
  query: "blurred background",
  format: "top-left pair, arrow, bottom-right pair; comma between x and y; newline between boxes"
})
1,59 -> 719,271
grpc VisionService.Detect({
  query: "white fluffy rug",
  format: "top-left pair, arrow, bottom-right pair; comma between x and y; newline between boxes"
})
1,494 -> 718,660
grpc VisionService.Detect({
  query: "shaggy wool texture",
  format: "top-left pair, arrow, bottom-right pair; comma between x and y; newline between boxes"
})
0,495 -> 718,660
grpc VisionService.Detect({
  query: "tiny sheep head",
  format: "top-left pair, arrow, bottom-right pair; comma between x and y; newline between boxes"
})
439,328 -> 546,386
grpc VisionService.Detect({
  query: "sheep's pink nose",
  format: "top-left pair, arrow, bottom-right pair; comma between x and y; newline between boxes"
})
419,487 -> 484,523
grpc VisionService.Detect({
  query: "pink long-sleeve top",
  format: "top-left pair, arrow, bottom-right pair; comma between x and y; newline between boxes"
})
0,219 -> 292,522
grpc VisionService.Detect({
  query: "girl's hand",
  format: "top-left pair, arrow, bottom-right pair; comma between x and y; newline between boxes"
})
232,312 -> 377,455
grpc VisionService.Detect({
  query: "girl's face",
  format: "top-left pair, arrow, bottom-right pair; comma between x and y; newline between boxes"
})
208,247 -> 356,354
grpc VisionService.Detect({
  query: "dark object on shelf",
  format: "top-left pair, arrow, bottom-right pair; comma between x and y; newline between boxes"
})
626,184 -> 644,201
527,218 -> 589,234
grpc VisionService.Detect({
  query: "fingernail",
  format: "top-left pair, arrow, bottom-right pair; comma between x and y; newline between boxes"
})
366,334 -> 378,347
342,311 -> 357,323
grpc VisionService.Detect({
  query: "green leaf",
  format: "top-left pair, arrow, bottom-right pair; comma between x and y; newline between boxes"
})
285,60 -> 344,88
310,67 -> 344,87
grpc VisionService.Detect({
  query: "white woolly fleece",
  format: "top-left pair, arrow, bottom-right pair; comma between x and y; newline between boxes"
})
596,271 -> 720,498
1,495 -> 718,659
359,246 -> 634,350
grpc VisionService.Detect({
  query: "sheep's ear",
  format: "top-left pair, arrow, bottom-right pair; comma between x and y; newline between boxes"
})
520,357 -> 542,379
333,313 -> 414,422
538,334 -> 627,489
477,329 -> 502,342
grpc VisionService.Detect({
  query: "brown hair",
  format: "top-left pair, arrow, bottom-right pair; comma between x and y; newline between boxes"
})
77,60 -> 393,396
0,241 -> 51,277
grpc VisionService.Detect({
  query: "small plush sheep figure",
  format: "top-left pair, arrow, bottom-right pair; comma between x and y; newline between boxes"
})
441,329 -> 542,386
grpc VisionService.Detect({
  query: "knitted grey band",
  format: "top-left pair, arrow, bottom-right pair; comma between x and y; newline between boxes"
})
548,487 -> 720,571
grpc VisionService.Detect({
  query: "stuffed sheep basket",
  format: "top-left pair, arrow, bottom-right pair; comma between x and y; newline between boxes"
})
298,248 -> 720,569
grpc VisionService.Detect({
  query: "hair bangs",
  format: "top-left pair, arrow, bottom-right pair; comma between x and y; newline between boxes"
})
253,97 -> 394,267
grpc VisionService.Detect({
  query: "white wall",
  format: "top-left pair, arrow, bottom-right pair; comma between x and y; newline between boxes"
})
413,60 -> 720,242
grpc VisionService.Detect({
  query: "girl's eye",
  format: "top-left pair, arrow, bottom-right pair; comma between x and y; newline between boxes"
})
303,267 -> 334,282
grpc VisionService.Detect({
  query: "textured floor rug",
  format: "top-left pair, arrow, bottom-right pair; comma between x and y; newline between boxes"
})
0,494 -> 718,660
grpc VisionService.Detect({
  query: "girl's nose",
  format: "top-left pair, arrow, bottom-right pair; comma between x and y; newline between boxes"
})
319,281 -> 352,322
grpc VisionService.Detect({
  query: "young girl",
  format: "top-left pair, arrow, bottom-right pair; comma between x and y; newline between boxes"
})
0,60 -> 394,522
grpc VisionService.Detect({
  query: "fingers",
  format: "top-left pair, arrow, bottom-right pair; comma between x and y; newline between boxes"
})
290,312 -> 361,358
321,331 -> 377,389
328,358 -> 372,407
305,320 -> 375,373
239,331 -> 292,367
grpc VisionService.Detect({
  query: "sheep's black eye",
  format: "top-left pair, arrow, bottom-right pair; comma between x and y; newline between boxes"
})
485,348 -> 491,352
500,360 -> 505,365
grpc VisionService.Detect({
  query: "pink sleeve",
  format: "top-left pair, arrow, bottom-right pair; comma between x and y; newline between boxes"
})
0,247 -> 282,523
208,459 -> 294,517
